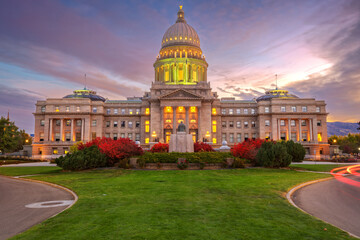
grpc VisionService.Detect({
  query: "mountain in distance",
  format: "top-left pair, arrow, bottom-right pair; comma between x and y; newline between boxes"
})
327,122 -> 359,137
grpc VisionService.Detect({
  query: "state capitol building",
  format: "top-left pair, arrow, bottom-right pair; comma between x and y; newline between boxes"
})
32,6 -> 330,158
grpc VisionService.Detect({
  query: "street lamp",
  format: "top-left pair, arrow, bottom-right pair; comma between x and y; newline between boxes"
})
333,139 -> 337,143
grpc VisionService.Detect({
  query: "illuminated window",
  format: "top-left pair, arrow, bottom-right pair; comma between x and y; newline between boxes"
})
129,109 -> 133,115
318,133 -> 322,142
136,109 -> 140,115
190,119 -> 196,123
185,37 -> 187,40
165,119 -> 172,123
52,148 -> 58,154
145,108 -> 150,115
212,108 -> 216,114
178,106 -> 184,112
55,106 -> 59,112
190,107 -> 196,113
229,109 -> 234,115
165,107 -> 172,112
180,36 -> 182,40
66,106 -> 70,112
166,38 -> 168,42
145,138 -> 149,144
66,120 -> 71,126
145,120 -> 150,133
64,148 -> 69,154
76,106 -> 80,112
212,121 -> 217,133
170,37 -> 172,41
213,138 -> 217,144
174,37 -> 177,40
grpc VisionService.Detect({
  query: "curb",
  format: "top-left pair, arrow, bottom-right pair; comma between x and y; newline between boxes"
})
0,174 -> 78,220
286,177 -> 360,239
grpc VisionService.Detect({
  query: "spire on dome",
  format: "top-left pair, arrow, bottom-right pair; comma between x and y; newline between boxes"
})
176,5 -> 186,23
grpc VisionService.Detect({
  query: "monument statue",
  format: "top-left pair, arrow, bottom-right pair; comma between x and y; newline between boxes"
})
177,121 -> 186,132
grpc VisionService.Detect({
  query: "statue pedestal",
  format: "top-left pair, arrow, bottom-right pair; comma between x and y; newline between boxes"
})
169,132 -> 194,152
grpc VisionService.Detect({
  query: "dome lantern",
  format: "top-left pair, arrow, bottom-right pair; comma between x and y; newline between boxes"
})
176,5 -> 186,23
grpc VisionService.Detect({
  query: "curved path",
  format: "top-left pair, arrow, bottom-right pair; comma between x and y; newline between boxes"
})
291,175 -> 360,238
0,176 -> 75,240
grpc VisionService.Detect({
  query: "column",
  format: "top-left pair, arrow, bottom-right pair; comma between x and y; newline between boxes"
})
185,63 -> 188,83
198,107 -> 201,141
298,118 -> 302,142
204,68 -> 207,81
312,118 -> 318,142
160,107 -> 164,142
60,119 -> 64,142
81,118 -> 84,141
185,107 -> 189,134
288,118 -> 291,140
277,119 -> 280,141
309,119 -> 313,142
172,107 -> 176,134
49,118 -> 53,142
71,119 -> 74,142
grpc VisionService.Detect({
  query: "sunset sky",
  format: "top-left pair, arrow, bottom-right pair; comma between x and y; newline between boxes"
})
1,0 -> 359,133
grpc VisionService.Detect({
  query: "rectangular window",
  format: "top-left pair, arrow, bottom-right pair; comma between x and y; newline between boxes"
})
113,133 -> 118,140
40,120 -> 45,126
52,148 -> 58,154
291,132 -> 297,141
76,132 -> 81,141
55,133 -> 60,141
244,133 -> 249,141
92,120 -> 97,126
265,132 -> 271,140
236,109 -> 241,114
145,108 -> 150,115
41,106 -> 46,113
281,132 -> 286,140
301,120 -> 306,126
93,107 -> 97,113
128,133 -> 132,140
291,120 -> 296,126
244,109 -> 248,114
56,120 -> 61,126
222,121 -> 226,128
229,121 -> 234,128
280,120 -> 285,126
136,109 -> 140,115
121,133 -> 125,138
222,133 -> 226,142
281,106 -> 286,112
128,121 -> 133,128
265,120 -> 270,126
236,121 -> 241,128
76,106 -> 80,112
145,138 -> 149,144
302,131 -> 308,141
114,109 -> 118,114
129,109 -> 133,115
106,109 -> 111,114
244,121 -> 249,128
106,121 -> 110,127
145,120 -> 150,132
229,133 -> 234,143
76,120 -> 82,126
237,133 -> 241,142
212,120 -> 217,133
251,121 -> 256,128
229,109 -> 234,115
212,138 -> 217,144
317,120 -> 321,126
65,120 -> 71,126
40,132 -> 44,141
65,132 -> 71,141
302,106 -> 307,112
105,133 -> 110,138
251,109 -> 255,114
291,106 -> 297,112
135,133 -> 140,141
316,107 -> 320,113
55,106 -> 59,112
212,108 -> 217,115
121,109 -> 126,114
114,121 -> 118,127
318,133 -> 322,142
121,121 -> 126,128
136,121 -> 140,128
265,107 -> 269,113
252,133 -> 257,140
221,109 -> 226,115
66,106 -> 70,112
92,132 -> 96,140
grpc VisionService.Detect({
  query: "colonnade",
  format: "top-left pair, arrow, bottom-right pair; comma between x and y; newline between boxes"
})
155,63 -> 207,84
47,118 -> 85,142
275,118 -> 319,142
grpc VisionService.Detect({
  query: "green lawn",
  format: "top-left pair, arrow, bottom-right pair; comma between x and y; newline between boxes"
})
0,167 -> 354,240
290,164 -> 355,172
0,166 -> 61,176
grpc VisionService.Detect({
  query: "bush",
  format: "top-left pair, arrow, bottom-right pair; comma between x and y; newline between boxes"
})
231,139 -> 265,163
150,143 -> 169,153
138,151 -> 233,164
285,140 -> 306,162
194,142 -> 214,152
256,142 -> 292,168
56,145 -> 107,170
232,158 -> 246,168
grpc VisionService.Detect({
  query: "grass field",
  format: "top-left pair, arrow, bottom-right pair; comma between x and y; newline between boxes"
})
0,167 -> 354,240
0,166 -> 61,176
290,164 -> 355,172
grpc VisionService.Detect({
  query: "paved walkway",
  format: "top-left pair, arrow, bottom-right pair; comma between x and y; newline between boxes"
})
0,176 -> 75,240
1,162 -> 57,167
295,161 -> 359,165
291,176 -> 360,238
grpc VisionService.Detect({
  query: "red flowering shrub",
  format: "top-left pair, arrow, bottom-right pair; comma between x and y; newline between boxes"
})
150,142 -> 169,153
231,139 -> 265,162
77,137 -> 143,166
194,142 -> 214,152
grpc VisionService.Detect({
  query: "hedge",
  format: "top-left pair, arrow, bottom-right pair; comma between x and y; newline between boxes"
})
138,152 -> 233,164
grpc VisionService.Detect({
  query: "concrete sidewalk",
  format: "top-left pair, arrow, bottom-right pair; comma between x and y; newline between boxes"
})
1,162 -> 58,167
296,161 -> 359,165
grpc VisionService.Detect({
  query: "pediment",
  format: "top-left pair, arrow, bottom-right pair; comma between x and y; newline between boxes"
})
159,89 -> 203,100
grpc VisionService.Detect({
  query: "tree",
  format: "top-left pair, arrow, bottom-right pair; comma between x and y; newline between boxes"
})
0,117 -> 21,153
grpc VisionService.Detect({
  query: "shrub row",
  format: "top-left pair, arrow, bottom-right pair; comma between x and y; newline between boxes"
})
138,151 -> 233,164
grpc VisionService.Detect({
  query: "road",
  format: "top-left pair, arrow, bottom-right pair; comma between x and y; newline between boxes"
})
0,176 -> 75,240
292,176 -> 360,238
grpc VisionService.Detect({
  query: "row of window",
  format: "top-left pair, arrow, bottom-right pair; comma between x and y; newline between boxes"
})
220,121 -> 256,129
221,133 -> 257,143
41,106 -> 150,115
104,133 -> 141,141
220,108 -> 256,115
104,121 -> 140,128
264,120 -> 322,127
264,106 -> 321,113
40,119 -> 83,127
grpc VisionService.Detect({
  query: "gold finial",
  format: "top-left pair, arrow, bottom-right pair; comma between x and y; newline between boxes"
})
179,5 -> 183,10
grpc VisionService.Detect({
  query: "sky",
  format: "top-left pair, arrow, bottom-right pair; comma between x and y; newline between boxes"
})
0,0 -> 359,134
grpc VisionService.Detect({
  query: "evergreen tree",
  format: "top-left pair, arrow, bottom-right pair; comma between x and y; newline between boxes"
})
0,117 -> 25,153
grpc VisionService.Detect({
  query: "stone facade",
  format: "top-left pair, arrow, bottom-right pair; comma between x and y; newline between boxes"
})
32,6 -> 329,159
